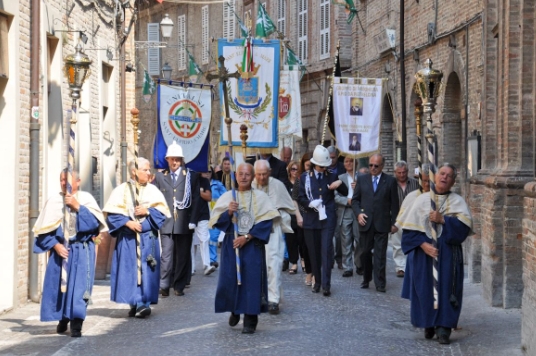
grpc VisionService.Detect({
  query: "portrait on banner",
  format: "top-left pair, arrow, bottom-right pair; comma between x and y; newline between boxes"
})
349,133 -> 362,151
349,97 -> 363,116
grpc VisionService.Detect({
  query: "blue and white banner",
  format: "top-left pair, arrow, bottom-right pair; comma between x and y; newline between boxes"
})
154,84 -> 212,172
332,77 -> 383,158
217,38 -> 280,148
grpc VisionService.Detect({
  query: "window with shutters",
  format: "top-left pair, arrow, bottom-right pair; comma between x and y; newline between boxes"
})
298,0 -> 308,63
177,15 -> 186,70
277,0 -> 285,36
320,0 -> 330,59
147,23 -> 160,76
202,6 -> 209,64
223,0 -> 236,40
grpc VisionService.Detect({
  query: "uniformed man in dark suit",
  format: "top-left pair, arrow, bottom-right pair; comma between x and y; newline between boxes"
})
154,141 -> 200,297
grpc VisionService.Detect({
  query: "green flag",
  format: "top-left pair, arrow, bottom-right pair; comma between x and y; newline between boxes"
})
226,2 -> 248,37
332,0 -> 358,24
286,47 -> 305,81
142,69 -> 155,95
188,53 -> 203,82
255,4 -> 276,38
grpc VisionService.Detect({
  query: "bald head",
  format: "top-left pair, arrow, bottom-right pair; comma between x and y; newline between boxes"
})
280,147 -> 292,164
236,163 -> 254,191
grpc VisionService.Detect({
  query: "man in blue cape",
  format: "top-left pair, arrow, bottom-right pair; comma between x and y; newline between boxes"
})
33,170 -> 108,337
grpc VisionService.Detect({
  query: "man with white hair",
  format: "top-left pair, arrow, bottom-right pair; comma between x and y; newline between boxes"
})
252,159 -> 295,315
153,141 -> 201,297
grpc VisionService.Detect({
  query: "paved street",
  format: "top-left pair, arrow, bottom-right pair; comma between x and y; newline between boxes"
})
0,247 -> 522,356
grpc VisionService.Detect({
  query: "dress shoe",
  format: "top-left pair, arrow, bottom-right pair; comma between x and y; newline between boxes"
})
360,281 -> 369,289
135,306 -> 151,318
175,290 -> 185,296
323,289 -> 331,297
185,283 -> 191,288
268,303 -> 280,315
282,259 -> 289,272
376,286 -> 386,293
355,267 -> 364,276
128,307 -> 136,317
342,270 -> 353,277
70,318 -> 83,338
436,327 -> 451,344
210,261 -> 219,268
204,265 -> 216,276
56,319 -> 69,333
312,285 -> 320,293
228,312 -> 240,327
242,326 -> 255,334
396,270 -> 405,278
424,327 -> 436,339
159,288 -> 169,297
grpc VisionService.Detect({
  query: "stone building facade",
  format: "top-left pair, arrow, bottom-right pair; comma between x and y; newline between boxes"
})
0,0 -> 125,313
353,0 -> 536,353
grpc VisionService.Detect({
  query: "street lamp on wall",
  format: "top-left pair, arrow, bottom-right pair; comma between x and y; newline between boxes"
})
162,62 -> 172,80
160,13 -> 174,39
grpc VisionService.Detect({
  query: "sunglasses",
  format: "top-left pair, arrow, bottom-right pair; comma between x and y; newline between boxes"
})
369,164 -> 381,168
290,168 -> 298,171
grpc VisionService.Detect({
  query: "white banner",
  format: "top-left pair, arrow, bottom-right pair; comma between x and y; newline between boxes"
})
158,84 -> 212,163
218,39 -> 280,148
278,69 -> 302,138
332,78 -> 383,157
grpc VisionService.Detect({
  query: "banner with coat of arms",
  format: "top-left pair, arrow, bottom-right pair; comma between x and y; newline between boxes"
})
217,38 -> 280,148
332,77 -> 383,158
278,68 -> 302,138
154,84 -> 212,172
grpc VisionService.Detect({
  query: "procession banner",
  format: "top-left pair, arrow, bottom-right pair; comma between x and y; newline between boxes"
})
217,38 -> 280,148
279,68 -> 302,138
332,77 -> 383,158
154,83 -> 212,172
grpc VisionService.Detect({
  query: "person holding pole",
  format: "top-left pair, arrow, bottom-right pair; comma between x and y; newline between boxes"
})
33,170 -> 107,337
209,163 -> 279,334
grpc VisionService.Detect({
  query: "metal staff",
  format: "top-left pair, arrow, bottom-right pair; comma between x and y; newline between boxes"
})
415,59 -> 444,309
321,40 -> 340,143
131,107 -> 143,286
206,55 -> 242,285
414,98 -> 424,192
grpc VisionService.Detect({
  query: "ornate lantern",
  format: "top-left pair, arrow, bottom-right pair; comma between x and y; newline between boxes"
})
414,58 -> 444,114
63,39 -> 92,102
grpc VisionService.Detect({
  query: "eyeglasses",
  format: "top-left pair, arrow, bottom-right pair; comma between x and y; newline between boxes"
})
369,164 -> 381,168
290,168 -> 298,171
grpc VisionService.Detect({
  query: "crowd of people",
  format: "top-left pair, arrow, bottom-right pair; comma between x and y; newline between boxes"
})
32,142 -> 472,343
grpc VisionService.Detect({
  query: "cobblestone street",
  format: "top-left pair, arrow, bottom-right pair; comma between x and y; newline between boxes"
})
0,248 -> 522,356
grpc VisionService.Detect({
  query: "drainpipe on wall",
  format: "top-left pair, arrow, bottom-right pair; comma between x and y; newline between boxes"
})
120,41 -> 127,183
400,0 -> 407,160
28,0 -> 41,302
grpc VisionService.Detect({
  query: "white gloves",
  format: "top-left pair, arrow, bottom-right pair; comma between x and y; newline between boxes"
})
188,223 -> 196,230
318,205 -> 327,221
309,199 -> 323,209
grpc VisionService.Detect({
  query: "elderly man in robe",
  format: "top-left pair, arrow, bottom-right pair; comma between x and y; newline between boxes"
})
104,158 -> 170,319
209,163 -> 279,334
400,163 -> 472,345
33,170 -> 108,337
252,159 -> 295,315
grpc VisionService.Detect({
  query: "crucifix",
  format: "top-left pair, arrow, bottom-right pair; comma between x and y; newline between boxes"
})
206,55 -> 243,284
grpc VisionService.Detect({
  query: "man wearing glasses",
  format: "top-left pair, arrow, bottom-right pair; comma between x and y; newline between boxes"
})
351,154 -> 399,292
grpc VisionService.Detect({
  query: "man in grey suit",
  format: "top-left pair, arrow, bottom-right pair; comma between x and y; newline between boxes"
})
335,156 -> 363,277
154,141 -> 200,297
351,154 -> 399,292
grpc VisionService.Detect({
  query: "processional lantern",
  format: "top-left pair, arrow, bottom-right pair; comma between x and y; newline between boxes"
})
414,58 -> 444,114
63,39 -> 92,104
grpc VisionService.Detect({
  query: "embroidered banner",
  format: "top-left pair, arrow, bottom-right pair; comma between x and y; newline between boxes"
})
217,38 -> 280,148
154,84 -> 212,171
332,78 -> 383,158
279,68 -> 302,138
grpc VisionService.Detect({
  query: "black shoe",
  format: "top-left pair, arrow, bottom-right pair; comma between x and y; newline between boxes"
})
337,261 -> 343,270
242,326 -> 255,334
70,318 -> 83,338
282,259 -> 289,272
159,288 -> 169,297
175,290 -> 185,296
312,285 -> 320,293
360,281 -> 369,289
229,313 -> 240,327
128,307 -> 136,317
56,319 -> 69,333
210,261 -> 219,268
185,283 -> 191,288
376,286 -> 386,293
135,306 -> 151,318
424,327 -> 436,339
323,289 -> 331,297
268,303 -> 280,315
437,327 -> 451,344
342,270 -> 353,277
355,267 -> 364,276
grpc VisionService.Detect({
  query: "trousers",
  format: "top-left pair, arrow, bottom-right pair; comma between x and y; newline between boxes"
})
265,224 -> 285,304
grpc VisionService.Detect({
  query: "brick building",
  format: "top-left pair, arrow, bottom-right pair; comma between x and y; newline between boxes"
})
0,0 -> 126,313
352,0 -> 536,353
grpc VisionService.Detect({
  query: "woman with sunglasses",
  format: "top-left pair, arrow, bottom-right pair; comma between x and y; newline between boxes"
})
284,160 -> 301,275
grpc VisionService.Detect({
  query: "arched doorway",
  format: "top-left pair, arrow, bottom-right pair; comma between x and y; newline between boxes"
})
440,72 -> 464,195
381,94 -> 395,173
